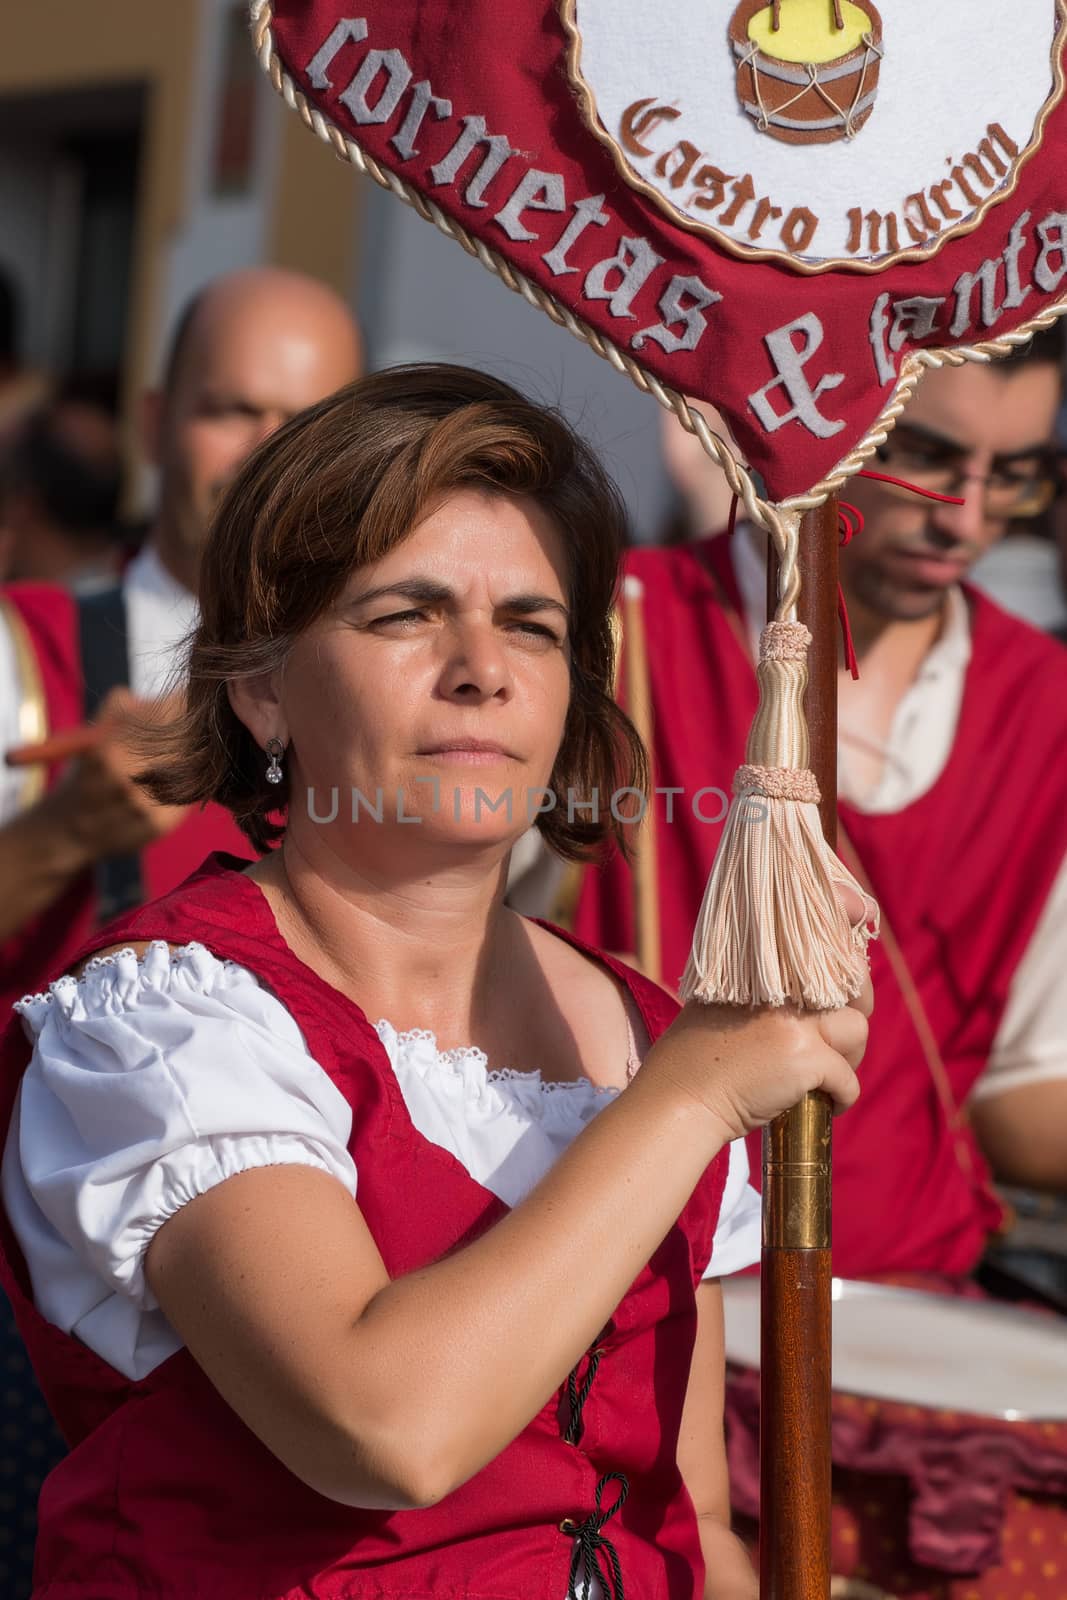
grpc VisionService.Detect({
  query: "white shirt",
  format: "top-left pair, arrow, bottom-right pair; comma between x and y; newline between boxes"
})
2,941 -> 761,1380
732,528 -> 1067,1102
0,543 -> 197,824
120,542 -> 199,701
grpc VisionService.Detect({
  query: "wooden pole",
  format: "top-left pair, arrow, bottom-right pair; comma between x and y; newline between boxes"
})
623,579 -> 663,986
760,494 -> 839,1600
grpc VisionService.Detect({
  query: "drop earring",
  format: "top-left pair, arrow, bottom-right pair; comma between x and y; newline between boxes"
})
265,737 -> 285,785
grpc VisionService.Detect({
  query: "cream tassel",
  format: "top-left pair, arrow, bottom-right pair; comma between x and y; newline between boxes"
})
680,618 -> 878,1010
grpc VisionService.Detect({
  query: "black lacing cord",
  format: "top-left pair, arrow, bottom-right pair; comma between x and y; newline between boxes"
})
564,1347 -> 603,1446
562,1471 -> 630,1600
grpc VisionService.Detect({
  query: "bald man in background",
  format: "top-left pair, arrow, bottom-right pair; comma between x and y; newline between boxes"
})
0,267 -> 363,1010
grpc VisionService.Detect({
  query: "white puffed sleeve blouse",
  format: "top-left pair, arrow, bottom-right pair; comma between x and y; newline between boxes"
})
2,942 -> 761,1380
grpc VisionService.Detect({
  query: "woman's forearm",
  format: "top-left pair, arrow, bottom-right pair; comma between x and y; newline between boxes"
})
150,1002 -> 857,1510
339,1066 -> 731,1503
340,999 -> 861,1504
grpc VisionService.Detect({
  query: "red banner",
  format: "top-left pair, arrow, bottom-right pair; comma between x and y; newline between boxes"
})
262,1 -> 1067,501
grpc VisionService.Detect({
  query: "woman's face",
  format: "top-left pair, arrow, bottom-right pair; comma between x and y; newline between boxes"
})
275,487 -> 573,865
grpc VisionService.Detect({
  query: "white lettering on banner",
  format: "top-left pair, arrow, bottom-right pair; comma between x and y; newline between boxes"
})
749,316 -> 845,440
1002,212 -> 1033,312
430,114 -> 518,207
950,257 -> 1004,338
891,298 -> 945,348
299,18 -> 1064,451
391,80 -> 452,160
633,275 -> 722,353
305,18 -> 369,89
1035,214 -> 1067,292
866,208 -> 1067,383
868,293 -> 893,384
869,293 -> 946,383
493,169 -> 567,243
340,47 -> 412,125
543,195 -> 610,275
584,237 -> 664,319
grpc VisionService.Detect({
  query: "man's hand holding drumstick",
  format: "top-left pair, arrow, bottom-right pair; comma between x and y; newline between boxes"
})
0,690 -> 187,943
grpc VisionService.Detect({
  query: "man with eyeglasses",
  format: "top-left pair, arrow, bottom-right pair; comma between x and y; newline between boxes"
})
564,324 -> 1067,1593
920,426 -> 1067,636
848,364 -> 1067,637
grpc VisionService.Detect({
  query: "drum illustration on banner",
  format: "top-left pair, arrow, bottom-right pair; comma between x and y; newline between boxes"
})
561,0 -> 1067,267
728,0 -> 885,145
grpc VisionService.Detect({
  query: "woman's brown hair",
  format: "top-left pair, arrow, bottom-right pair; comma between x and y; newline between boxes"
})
144,362 -> 647,861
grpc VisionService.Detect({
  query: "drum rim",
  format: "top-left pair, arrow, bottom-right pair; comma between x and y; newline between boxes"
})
726,0 -> 885,70
722,1276 -> 1067,1422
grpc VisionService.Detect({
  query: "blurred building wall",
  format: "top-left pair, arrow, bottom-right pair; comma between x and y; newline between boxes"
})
0,0 -> 361,505
0,2 -> 199,426
157,0 -> 362,371
0,3 -> 681,535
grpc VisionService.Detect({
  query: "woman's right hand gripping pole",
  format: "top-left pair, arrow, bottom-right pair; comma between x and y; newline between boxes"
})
640,974 -> 872,1147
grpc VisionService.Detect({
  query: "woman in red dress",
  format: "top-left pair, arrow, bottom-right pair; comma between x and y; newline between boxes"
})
0,365 -> 867,1600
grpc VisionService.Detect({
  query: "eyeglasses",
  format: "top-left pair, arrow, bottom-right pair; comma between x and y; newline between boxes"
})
874,426 -> 1064,519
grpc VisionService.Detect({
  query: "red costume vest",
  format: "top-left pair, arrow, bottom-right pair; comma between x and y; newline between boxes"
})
0,855 -> 728,1599
0,584 -> 251,1017
575,533 -> 1067,1280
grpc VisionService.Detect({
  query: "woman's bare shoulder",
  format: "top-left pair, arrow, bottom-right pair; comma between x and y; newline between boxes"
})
520,914 -> 666,1002
519,913 -> 618,991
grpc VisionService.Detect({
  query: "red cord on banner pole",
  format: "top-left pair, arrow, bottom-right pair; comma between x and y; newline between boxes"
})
837,588 -> 860,679
724,475 -> 965,679
836,475 -> 965,677
837,502 -> 863,545
857,470 -> 967,504
836,502 -> 863,678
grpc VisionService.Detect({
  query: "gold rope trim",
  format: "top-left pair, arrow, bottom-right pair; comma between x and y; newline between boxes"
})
250,2 -> 1067,556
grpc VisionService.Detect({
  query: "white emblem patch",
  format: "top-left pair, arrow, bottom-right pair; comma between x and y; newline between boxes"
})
562,0 -> 1065,269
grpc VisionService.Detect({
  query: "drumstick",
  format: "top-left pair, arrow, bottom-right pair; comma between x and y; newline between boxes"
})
4,724 -> 103,768
832,0 -> 844,26
771,0 -> 781,29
